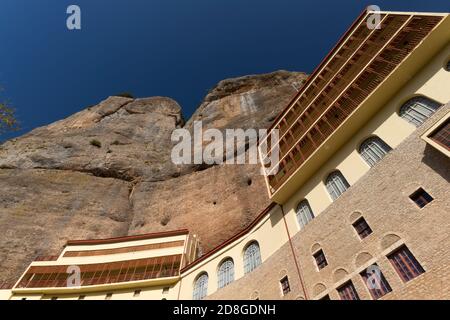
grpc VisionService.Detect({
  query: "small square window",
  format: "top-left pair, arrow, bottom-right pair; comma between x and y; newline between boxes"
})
409,188 -> 433,208
51,297 -> 58,300
313,250 -> 328,270
133,290 -> 141,297
280,276 -> 290,295
105,293 -> 113,300
352,217 -> 373,239
319,294 -> 330,300
388,245 -> 424,282
78,295 -> 86,300
162,287 -> 170,294
337,281 -> 360,300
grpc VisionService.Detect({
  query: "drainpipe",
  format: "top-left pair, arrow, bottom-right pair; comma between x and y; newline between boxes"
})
279,204 -> 309,300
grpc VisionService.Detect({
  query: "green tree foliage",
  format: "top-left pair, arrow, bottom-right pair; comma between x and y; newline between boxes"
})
0,87 -> 18,134
0,101 -> 18,134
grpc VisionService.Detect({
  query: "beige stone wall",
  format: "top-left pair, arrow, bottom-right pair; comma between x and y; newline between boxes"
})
208,105 -> 450,300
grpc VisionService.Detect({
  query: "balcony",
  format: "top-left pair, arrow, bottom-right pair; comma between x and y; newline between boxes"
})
259,12 -> 448,203
15,254 -> 182,289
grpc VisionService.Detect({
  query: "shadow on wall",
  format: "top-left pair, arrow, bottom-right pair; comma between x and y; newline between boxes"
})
421,144 -> 450,183
270,207 -> 283,228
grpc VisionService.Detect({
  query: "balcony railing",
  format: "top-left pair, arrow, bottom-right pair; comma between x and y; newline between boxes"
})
16,254 -> 182,289
260,14 -> 443,195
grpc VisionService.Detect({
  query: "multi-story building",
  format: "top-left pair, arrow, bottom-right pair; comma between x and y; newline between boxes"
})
1,9 -> 449,300
5,230 -> 198,300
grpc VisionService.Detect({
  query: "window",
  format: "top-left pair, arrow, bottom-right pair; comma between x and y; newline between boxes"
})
134,290 -> 141,297
325,171 -> 350,201
352,217 -> 372,239
388,245 -> 425,282
162,287 -> 170,294
446,60 -> 450,71
430,118 -> 450,151
218,259 -> 234,289
337,281 -> 360,300
319,295 -> 330,300
296,200 -> 315,229
313,250 -> 328,270
360,265 -> 392,299
280,276 -> 291,295
399,97 -> 442,127
409,188 -> 433,208
51,297 -> 58,300
193,273 -> 208,300
243,242 -> 262,274
359,137 -> 392,167
78,295 -> 86,300
105,293 -> 113,300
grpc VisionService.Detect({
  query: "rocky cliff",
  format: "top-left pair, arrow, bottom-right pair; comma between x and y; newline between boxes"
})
0,70 -> 307,282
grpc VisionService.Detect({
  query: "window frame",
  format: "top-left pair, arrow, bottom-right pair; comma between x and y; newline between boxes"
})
217,258 -> 235,289
295,199 -> 315,230
360,264 -> 392,300
352,217 -> 373,240
313,249 -> 328,270
358,136 -> 392,167
193,272 -> 209,300
409,188 -> 434,208
280,276 -> 291,296
387,245 -> 425,283
337,281 -> 360,300
421,111 -> 450,157
325,170 -> 350,201
399,96 -> 442,127
243,241 -> 262,274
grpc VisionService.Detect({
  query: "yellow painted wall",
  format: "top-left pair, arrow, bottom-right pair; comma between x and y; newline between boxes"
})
10,284 -> 180,300
0,290 -> 12,300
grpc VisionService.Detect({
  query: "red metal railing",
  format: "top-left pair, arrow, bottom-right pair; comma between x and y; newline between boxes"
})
16,254 -> 182,289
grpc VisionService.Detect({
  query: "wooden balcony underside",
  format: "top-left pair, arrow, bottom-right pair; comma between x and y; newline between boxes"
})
261,13 -> 444,195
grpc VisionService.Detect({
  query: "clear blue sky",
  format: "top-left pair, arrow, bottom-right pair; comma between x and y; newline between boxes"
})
0,0 -> 448,140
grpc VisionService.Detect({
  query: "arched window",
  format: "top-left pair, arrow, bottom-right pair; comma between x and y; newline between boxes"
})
399,97 -> 442,127
326,171 -> 350,201
193,273 -> 208,300
243,242 -> 262,274
359,136 -> 392,167
218,258 -> 234,289
296,200 -> 314,229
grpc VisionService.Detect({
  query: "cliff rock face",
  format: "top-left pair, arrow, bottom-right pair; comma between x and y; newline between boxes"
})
0,70 -> 307,282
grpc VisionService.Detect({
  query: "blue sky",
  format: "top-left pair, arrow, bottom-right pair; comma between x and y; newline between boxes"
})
0,0 -> 449,140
